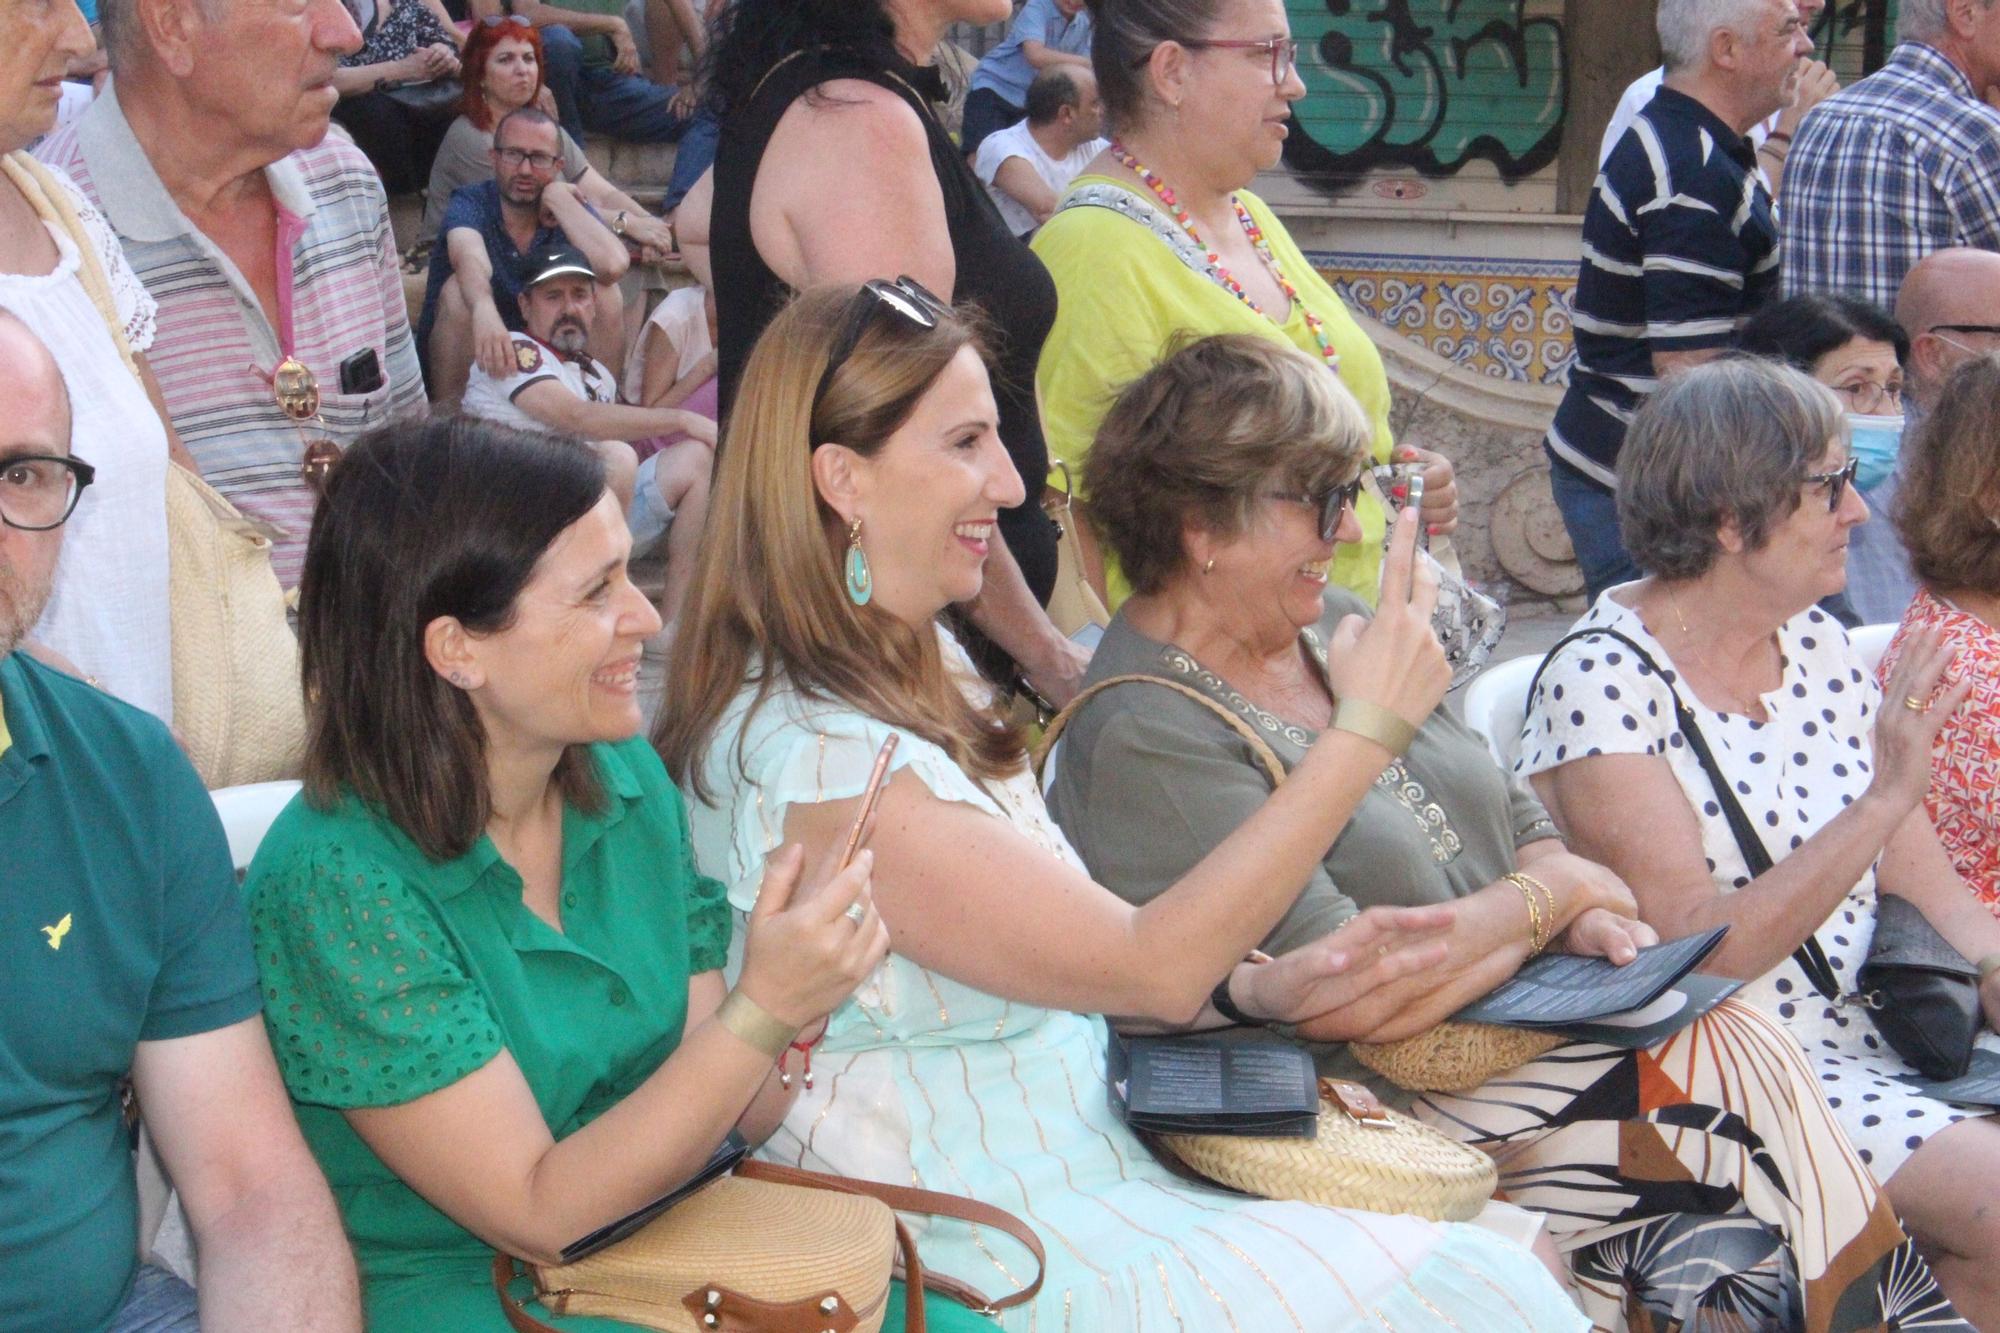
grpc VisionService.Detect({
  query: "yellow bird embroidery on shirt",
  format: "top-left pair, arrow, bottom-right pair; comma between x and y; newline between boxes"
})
42,913 -> 72,950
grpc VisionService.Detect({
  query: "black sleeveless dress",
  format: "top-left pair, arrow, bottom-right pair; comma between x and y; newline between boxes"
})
713,43 -> 1060,610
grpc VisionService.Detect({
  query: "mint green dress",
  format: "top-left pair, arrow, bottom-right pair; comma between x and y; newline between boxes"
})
243,735 -> 976,1332
686,633 -> 1589,1331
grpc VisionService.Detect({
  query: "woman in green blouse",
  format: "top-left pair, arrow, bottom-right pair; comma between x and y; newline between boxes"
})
240,417 -> 949,1331
1043,334 -> 1971,1333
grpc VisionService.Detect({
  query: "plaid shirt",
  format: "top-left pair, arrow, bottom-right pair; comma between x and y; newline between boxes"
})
1780,42 -> 2000,309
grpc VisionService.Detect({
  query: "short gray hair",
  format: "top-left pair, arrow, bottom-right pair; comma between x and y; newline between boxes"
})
97,0 -> 227,69
1899,0 -> 2000,42
1657,0 -> 1770,71
1617,356 -> 1844,580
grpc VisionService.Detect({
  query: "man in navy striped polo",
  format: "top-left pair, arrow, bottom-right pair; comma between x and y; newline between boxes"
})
1549,0 -> 1813,601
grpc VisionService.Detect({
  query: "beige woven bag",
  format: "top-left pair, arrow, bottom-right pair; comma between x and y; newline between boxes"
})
1160,1079 -> 1498,1223
2,151 -> 307,788
1039,675 -> 1560,1094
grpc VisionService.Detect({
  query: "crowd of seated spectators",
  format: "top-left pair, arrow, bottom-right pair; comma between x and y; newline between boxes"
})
11,0 -> 2000,1329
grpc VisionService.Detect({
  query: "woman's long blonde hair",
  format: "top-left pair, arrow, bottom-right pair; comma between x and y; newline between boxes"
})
655,285 -> 1026,801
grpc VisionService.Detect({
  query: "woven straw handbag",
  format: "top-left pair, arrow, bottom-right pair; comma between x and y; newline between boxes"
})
494,1160 -> 1045,1333
1160,1079 -> 1498,1222
1041,677 -> 1563,1095
3,151 -> 305,788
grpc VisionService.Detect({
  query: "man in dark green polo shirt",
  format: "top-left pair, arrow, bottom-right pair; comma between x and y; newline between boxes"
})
0,312 -> 360,1333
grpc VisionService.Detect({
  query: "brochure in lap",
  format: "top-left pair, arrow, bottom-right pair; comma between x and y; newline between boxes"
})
1107,1033 -> 1319,1137
1901,1049 -> 2000,1108
1453,927 -> 1732,1044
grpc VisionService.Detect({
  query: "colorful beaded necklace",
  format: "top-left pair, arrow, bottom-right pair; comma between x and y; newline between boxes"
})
1109,140 -> 1338,371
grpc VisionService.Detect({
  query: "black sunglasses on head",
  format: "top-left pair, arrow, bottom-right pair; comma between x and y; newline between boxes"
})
811,277 -> 951,426
1263,474 -> 1364,542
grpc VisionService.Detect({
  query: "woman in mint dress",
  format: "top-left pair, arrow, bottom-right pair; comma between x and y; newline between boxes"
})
242,416 -> 979,1331
655,282 -> 1590,1330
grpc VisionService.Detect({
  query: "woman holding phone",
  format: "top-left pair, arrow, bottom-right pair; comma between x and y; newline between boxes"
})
656,282 -> 1590,1329
238,416 -> 993,1331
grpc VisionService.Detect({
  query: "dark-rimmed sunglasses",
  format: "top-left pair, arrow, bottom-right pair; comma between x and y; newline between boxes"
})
1806,456 -> 1859,513
1133,35 -> 1300,87
479,13 -> 532,27
0,453 -> 96,531
811,277 -> 950,423
1264,474 -> 1364,542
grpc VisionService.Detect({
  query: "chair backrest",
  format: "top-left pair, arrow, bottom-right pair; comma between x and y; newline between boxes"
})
1459,654 -> 1543,774
1849,621 -> 1897,675
210,779 -> 303,875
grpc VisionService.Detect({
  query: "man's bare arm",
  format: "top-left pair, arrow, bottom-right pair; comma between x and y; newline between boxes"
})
991,156 -> 1059,225
543,182 -> 631,283
514,378 -> 714,445
132,1017 -> 359,1332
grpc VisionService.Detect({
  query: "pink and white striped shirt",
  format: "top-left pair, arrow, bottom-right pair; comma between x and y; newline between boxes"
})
37,87 -> 426,587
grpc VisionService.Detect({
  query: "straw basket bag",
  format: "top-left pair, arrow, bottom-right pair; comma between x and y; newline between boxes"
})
493,1160 -> 1045,1333
1160,1079 -> 1498,1223
2,151 -> 304,787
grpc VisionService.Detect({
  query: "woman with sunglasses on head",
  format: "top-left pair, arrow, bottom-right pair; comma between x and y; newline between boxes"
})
1031,0 -> 1459,611
1523,356 -> 2000,1325
1047,336 -> 1971,1332
658,283 -> 1594,1331
702,0 -> 1089,707
419,17 -> 674,255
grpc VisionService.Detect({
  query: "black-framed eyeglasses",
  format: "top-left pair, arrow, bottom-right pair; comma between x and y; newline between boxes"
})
1805,456 -> 1859,512
495,146 -> 562,172
1134,35 -> 1300,87
0,453 -> 95,531
1264,475 -> 1363,542
811,276 -> 951,423
479,13 -> 531,27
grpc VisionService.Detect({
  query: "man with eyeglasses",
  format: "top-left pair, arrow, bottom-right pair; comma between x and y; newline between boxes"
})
1549,0 -> 1809,602
0,312 -> 360,1333
1780,0 -> 2000,309
418,105 -> 631,404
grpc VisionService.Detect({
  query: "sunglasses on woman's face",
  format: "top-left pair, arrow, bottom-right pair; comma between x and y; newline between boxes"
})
811,276 -> 951,423
1264,474 -> 1364,542
1805,456 -> 1859,513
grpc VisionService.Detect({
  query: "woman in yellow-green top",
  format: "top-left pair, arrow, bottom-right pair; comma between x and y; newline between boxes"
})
1033,0 -> 1458,608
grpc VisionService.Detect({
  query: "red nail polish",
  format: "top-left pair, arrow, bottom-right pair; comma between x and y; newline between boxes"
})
1391,485 -> 1406,498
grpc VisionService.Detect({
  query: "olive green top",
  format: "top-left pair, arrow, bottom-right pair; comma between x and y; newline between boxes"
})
1045,590 -> 1558,1101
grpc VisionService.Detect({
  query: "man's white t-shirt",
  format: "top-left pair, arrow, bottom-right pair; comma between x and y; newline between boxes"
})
1598,68 -> 1777,166
462,332 -> 618,433
972,121 -> 1108,236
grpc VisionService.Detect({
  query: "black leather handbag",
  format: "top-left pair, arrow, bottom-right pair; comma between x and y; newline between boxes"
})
1535,629 -> 1981,1082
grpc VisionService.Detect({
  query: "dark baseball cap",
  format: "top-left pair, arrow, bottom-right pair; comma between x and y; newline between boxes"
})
515,241 -> 596,289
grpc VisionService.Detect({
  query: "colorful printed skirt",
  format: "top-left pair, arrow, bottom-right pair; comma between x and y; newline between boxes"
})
1415,1000 -> 1967,1332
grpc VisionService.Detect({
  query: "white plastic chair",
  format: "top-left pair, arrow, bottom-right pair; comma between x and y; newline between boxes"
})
133,780 -> 304,1284
1849,622 -> 1897,675
1460,655 -> 1543,774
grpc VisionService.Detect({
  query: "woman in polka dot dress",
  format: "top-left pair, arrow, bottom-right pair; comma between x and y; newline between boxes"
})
1521,359 -> 2000,1325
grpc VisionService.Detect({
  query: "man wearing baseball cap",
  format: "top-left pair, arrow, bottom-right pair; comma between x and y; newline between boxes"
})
462,242 -> 716,631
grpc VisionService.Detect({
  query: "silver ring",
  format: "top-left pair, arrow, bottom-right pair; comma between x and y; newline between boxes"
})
844,902 -> 867,925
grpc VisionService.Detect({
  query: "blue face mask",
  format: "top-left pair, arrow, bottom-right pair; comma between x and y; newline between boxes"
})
1845,413 -> 1905,492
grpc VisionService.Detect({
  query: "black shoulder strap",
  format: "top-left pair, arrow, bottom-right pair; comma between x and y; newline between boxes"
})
1531,627 -> 1842,1001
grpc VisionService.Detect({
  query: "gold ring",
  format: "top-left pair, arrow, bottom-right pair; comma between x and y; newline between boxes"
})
1904,695 -> 1929,712
1378,944 -> 1389,959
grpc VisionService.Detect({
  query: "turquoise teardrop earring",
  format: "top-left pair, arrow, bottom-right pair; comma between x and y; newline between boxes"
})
844,517 -> 873,606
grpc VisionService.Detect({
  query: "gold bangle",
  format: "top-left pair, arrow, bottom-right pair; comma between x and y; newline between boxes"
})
1508,871 -> 1558,950
1332,697 -> 1418,757
1504,873 -> 1552,954
714,988 -> 797,1060
1978,953 -> 2000,984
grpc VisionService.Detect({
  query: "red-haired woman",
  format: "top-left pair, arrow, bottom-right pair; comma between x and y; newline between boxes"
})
419,16 -> 673,254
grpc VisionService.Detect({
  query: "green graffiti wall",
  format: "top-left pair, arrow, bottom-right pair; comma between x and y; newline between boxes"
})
1280,0 -> 1900,197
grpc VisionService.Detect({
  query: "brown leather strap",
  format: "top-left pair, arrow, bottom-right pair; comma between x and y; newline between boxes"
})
1034,674 -> 1289,788
737,1161 -> 1046,1313
493,1252 -> 886,1333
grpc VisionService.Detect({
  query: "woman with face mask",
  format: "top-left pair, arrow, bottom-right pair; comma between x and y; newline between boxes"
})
1739,294 -> 1910,625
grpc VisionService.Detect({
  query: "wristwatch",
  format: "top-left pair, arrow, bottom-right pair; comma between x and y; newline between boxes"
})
1209,950 -> 1275,1027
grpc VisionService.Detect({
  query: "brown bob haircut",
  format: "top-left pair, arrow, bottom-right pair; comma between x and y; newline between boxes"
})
296,415 -> 610,862
1895,353 -> 2000,596
1081,333 -> 1374,597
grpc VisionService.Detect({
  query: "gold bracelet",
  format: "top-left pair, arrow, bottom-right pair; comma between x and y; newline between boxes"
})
714,988 -> 797,1061
1978,953 -> 2000,984
1332,697 -> 1418,757
1504,873 -> 1552,954
1508,871 -> 1559,952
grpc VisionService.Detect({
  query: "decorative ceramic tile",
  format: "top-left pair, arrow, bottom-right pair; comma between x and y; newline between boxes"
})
1305,251 -> 1578,386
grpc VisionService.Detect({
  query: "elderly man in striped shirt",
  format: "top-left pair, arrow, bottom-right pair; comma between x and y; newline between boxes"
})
1548,0 -> 1812,602
36,0 -> 428,590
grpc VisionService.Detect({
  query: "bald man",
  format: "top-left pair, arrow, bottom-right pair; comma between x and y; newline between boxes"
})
0,312 -> 359,1333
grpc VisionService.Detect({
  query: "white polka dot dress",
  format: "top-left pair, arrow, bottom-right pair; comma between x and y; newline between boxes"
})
1516,594 -> 1979,1175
